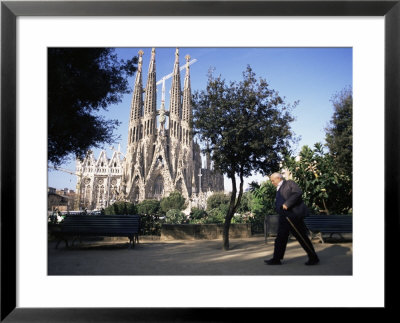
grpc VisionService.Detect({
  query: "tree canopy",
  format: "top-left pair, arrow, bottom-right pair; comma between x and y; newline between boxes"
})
48,48 -> 137,166
192,66 -> 297,249
283,143 -> 352,215
325,87 -> 353,176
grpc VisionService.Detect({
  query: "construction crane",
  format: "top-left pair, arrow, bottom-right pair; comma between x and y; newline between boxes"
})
156,57 -> 197,111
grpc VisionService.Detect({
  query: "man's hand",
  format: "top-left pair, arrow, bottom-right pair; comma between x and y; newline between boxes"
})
282,204 -> 288,210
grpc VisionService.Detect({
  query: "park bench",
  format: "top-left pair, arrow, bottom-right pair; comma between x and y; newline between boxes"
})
304,215 -> 352,243
54,215 -> 140,249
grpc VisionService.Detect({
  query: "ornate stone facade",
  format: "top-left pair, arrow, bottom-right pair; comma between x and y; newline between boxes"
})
75,148 -> 125,210
76,48 -> 224,210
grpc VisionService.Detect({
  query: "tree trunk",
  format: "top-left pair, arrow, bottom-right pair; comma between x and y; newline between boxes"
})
222,171 -> 244,250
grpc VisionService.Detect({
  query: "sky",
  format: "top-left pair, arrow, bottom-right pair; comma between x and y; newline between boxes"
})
48,47 -> 352,193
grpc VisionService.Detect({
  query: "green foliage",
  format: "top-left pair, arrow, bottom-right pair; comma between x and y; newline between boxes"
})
48,48 -> 138,165
160,191 -> 186,213
236,191 -> 253,214
249,180 -> 277,233
283,143 -> 352,215
136,200 -> 162,235
190,207 -> 208,220
205,208 -> 226,224
206,192 -> 230,211
325,87 -> 352,177
137,199 -> 161,215
165,209 -> 187,224
249,180 -> 276,216
140,214 -> 163,236
104,201 -> 136,215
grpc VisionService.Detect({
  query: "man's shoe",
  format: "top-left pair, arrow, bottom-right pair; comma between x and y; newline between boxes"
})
264,258 -> 282,265
305,257 -> 319,266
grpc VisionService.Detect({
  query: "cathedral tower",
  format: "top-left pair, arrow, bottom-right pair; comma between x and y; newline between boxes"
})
125,50 -> 144,186
142,48 -> 157,176
168,48 -> 182,178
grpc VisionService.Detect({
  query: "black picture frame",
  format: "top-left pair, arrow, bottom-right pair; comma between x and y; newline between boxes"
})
1,0 -> 398,321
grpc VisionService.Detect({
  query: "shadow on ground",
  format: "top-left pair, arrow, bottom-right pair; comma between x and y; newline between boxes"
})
48,236 -> 352,276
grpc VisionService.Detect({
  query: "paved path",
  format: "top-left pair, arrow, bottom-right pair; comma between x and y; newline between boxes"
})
48,236 -> 352,275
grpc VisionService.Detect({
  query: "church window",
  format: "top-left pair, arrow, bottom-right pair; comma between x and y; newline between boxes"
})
134,186 -> 139,202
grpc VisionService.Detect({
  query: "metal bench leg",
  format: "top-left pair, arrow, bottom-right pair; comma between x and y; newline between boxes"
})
55,238 -> 69,249
129,236 -> 135,249
134,233 -> 139,245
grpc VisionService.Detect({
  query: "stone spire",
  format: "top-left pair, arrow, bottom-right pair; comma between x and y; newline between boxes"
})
168,48 -> 182,178
181,54 -> 192,146
125,50 -> 144,186
128,50 -> 144,144
144,48 -> 157,119
142,48 -> 157,176
168,48 -> 182,136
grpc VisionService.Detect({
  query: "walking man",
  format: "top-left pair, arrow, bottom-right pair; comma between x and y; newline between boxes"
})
265,173 -> 320,265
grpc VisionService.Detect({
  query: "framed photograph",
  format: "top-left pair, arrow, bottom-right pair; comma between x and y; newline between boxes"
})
2,0 -> 399,321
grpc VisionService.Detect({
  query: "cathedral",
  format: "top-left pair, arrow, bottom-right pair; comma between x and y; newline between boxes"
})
75,48 -> 224,210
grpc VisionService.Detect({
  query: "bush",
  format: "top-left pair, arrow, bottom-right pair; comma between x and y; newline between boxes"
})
205,208 -> 225,224
190,207 -> 208,220
137,199 -> 161,216
104,201 -> 136,215
206,192 -> 230,211
160,191 -> 186,213
165,209 -> 187,224
140,214 -> 163,235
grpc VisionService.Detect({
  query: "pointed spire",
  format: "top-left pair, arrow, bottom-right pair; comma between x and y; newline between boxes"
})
148,48 -> 156,73
144,47 -> 157,118
182,54 -> 192,123
173,48 -> 180,74
130,49 -> 144,121
169,48 -> 182,119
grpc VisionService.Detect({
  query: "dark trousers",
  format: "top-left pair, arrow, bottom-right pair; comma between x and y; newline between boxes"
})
273,215 -> 318,260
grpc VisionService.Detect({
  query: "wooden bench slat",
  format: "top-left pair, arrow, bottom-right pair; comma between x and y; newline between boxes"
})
304,215 -> 352,243
55,215 -> 141,249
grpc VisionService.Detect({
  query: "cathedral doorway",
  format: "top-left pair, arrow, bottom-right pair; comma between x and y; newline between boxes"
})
134,186 -> 140,203
154,175 -> 164,200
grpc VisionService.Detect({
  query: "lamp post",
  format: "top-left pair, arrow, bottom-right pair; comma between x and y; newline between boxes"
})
198,169 -> 202,194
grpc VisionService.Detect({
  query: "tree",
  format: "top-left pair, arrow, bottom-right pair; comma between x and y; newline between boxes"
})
160,191 -> 186,214
325,87 -> 352,176
283,143 -> 352,215
48,48 -> 137,166
192,66 -> 297,250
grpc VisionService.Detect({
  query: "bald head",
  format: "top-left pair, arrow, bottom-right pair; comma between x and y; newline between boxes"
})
270,172 -> 283,187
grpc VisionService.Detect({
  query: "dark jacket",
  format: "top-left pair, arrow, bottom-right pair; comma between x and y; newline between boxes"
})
275,180 -> 309,218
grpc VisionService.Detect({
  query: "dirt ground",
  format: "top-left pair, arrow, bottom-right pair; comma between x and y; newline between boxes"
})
48,235 -> 352,275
